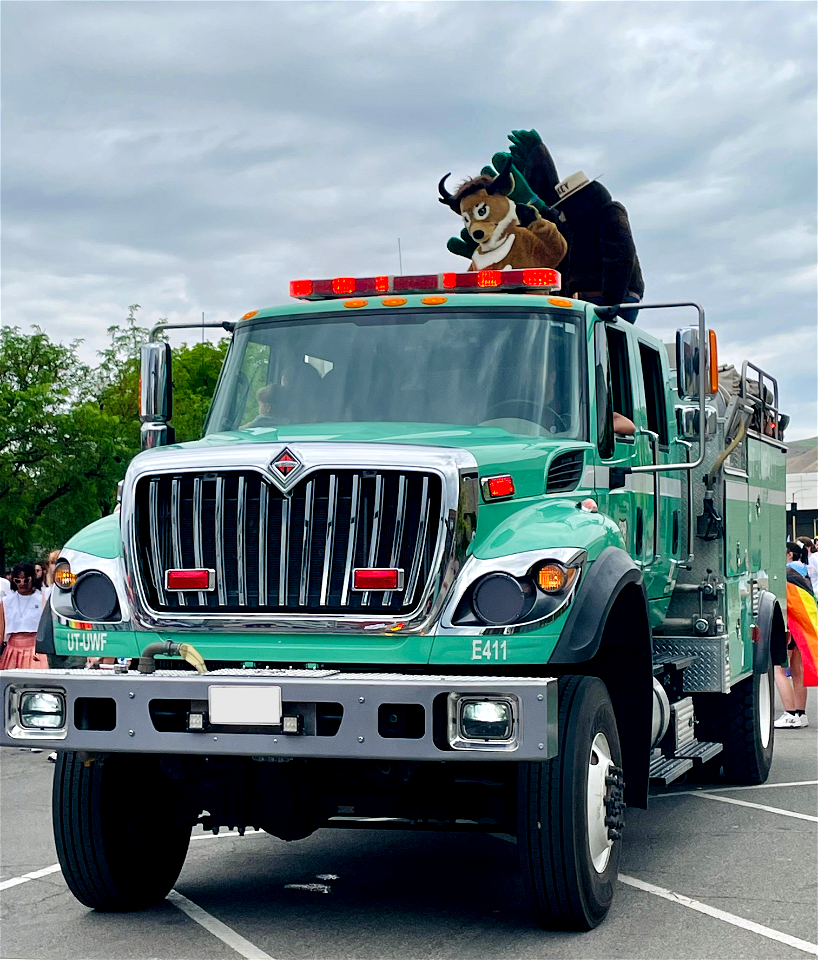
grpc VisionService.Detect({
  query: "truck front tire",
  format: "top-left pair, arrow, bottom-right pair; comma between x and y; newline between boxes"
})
53,751 -> 192,911
517,676 -> 625,930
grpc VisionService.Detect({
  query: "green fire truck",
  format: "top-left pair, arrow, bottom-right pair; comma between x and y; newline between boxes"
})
1,269 -> 788,930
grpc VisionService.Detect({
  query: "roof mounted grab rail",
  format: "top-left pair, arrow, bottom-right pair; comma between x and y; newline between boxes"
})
593,301 -> 708,473
740,360 -> 781,441
149,320 -> 235,342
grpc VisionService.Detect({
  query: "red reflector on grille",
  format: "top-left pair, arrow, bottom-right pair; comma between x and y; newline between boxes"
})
166,569 -> 214,591
352,568 -> 404,591
484,475 -> 515,499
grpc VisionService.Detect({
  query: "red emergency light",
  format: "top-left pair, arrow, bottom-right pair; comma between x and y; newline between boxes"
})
289,269 -> 561,301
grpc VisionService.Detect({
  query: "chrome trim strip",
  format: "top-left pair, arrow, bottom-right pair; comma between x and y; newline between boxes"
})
258,482 -> 268,606
237,476 -> 247,606
340,474 -> 361,607
383,474 -> 407,604
279,497 -> 290,606
404,476 -> 430,605
192,477 -> 205,605
215,477 -> 227,605
120,443 -> 477,634
299,480 -> 314,606
148,479 -> 166,605
361,474 -> 384,606
170,478 -> 186,607
320,474 -> 338,607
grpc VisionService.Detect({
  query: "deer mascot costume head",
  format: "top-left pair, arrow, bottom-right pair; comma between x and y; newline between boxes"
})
439,160 -> 566,272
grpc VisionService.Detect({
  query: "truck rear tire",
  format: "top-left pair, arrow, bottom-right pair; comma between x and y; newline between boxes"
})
720,658 -> 775,785
53,751 -> 191,911
517,676 -> 625,931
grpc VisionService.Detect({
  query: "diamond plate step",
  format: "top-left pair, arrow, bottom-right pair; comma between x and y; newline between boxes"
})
676,740 -> 723,764
649,755 -> 694,785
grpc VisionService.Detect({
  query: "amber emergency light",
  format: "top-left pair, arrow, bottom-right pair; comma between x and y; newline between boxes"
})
290,270 -> 561,301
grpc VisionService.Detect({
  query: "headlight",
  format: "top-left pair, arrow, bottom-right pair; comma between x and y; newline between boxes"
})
72,571 -> 119,621
19,691 -> 66,729
447,693 -> 519,751
472,573 -> 534,625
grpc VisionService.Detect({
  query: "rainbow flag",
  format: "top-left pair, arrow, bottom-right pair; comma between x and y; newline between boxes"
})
786,572 -> 818,687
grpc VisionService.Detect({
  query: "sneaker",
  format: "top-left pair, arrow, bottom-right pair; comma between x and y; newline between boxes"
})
774,712 -> 800,728
799,714 -> 809,728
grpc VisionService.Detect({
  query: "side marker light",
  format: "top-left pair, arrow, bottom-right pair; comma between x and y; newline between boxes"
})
481,475 -> 515,500
241,310 -> 259,321
548,297 -> 574,308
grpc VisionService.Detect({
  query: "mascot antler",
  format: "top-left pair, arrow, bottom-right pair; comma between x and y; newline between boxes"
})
485,157 -> 515,196
438,173 -> 458,209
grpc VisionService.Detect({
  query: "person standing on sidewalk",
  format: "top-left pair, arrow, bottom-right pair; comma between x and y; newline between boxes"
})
775,544 -> 818,729
0,563 -> 48,670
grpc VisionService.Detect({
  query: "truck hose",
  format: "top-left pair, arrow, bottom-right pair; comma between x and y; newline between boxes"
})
706,419 -> 745,490
137,640 -> 207,674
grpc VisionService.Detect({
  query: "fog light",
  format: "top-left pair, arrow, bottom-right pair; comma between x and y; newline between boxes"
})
460,700 -> 513,740
19,692 -> 65,729
187,712 -> 205,731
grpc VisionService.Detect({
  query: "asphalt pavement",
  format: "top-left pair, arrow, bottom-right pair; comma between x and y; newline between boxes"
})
1,689 -> 816,960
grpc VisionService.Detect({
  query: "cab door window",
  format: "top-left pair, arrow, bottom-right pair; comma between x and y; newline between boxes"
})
607,326 -> 635,429
638,343 -> 669,446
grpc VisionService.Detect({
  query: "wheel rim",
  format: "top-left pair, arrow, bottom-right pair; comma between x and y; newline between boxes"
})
587,731 -> 614,874
759,670 -> 772,749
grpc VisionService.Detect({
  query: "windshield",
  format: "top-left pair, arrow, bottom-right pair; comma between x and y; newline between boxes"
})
205,309 -> 586,439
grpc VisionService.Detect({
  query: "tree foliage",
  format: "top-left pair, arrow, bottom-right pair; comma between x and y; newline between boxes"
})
0,307 -> 229,568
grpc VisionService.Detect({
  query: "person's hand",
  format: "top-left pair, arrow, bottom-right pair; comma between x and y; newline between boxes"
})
447,227 -> 477,259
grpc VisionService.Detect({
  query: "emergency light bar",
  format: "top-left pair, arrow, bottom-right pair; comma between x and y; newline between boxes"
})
289,269 -> 561,301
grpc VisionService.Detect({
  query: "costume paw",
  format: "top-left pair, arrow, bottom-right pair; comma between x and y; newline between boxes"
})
447,229 -> 477,259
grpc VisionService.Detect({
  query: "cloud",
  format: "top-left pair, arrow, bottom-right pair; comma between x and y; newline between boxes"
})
1,0 -> 816,438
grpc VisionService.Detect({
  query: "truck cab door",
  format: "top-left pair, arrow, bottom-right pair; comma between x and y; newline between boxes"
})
594,323 -> 643,559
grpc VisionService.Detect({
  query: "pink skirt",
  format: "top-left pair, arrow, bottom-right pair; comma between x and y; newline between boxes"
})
0,632 -> 49,670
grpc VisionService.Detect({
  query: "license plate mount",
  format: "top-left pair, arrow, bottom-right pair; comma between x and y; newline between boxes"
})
208,685 -> 282,725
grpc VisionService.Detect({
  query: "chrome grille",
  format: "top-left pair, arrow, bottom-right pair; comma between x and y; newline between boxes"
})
134,469 -> 443,614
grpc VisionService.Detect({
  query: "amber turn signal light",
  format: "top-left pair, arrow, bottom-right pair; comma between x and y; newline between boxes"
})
54,562 -> 76,590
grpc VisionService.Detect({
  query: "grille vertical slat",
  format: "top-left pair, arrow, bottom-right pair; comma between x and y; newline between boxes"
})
340,474 -> 360,606
237,476 -> 247,606
361,474 -> 384,607
136,468 -> 441,615
404,476 -> 430,606
320,474 -> 338,607
215,477 -> 227,605
258,482 -> 268,606
192,477 -> 205,604
299,480 -> 314,606
383,474 -> 407,605
148,479 -> 166,605
170,478 -> 186,607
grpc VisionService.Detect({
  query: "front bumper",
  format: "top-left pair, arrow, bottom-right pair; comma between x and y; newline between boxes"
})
1,668 -> 558,761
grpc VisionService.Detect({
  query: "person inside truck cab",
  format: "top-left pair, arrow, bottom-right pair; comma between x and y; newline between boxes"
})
613,412 -> 635,435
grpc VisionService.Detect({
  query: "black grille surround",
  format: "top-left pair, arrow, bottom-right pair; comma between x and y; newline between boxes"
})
133,469 -> 442,615
546,451 -> 584,493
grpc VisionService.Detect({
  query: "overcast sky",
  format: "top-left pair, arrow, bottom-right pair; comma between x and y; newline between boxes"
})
2,0 -> 816,438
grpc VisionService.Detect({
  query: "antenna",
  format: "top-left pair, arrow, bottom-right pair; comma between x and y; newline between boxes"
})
397,238 -> 403,275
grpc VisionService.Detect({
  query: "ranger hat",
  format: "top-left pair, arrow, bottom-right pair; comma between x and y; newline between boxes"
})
553,170 -> 597,205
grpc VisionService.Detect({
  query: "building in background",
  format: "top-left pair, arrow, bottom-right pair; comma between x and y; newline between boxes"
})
787,437 -> 818,539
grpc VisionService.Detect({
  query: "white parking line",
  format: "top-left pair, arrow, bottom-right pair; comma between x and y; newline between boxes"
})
167,889 -> 275,960
653,779 -> 818,798
692,792 -> 818,822
0,863 -> 62,892
620,874 -> 818,956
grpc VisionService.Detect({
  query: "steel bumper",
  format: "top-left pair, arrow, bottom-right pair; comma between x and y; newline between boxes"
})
1,668 -> 558,761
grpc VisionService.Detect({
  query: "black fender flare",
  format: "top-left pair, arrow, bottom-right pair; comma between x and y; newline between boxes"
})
755,590 -> 786,673
35,605 -> 55,655
549,546 -> 649,664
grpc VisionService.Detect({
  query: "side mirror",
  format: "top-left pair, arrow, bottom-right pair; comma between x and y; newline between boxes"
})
676,327 -> 703,400
140,343 -> 172,423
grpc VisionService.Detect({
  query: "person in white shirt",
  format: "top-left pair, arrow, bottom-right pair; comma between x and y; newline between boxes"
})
0,563 -> 48,670
0,574 -> 10,602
